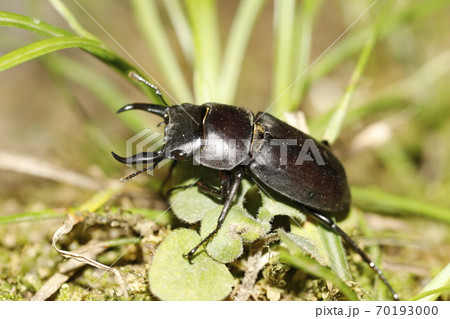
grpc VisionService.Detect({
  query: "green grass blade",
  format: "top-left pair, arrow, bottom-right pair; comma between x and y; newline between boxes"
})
131,0 -> 193,102
318,222 -> 350,281
289,0 -> 323,108
162,0 -> 194,64
0,11 -> 162,102
185,0 -> 221,102
410,264 -> 450,301
0,210 -> 65,224
410,286 -> 450,301
0,10 -> 72,37
279,249 -> 359,300
0,36 -> 106,71
218,0 -> 266,103
271,0 -> 296,117
352,187 -> 450,224
322,0 -> 392,144
79,186 -> 122,212
48,0 -> 98,40
310,49 -> 450,137
102,237 -> 141,248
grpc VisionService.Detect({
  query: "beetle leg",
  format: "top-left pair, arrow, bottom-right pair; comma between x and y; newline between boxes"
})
196,181 -> 225,198
184,167 -> 245,263
164,171 -> 232,200
164,180 -> 223,200
159,161 -> 178,199
305,209 -> 399,301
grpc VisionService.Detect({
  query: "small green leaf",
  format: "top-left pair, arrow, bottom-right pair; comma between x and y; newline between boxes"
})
170,186 -> 219,223
201,205 -> 266,263
168,162 -> 220,223
168,163 -> 258,224
149,229 -> 234,301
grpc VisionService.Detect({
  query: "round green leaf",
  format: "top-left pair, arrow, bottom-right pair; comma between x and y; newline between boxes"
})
170,186 -> 219,223
149,228 -> 234,301
201,205 -> 266,263
168,162 -> 220,223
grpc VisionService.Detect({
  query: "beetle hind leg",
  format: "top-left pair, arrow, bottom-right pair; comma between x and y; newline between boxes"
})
306,209 -> 399,301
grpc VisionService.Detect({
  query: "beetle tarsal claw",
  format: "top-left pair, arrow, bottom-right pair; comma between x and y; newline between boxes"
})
182,253 -> 194,265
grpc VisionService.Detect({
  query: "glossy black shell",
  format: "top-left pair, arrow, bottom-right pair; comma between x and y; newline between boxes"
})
249,112 -> 351,214
162,103 -> 350,214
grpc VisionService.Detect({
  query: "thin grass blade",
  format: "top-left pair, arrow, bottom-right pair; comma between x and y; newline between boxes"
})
410,264 -> 450,301
322,0 -> 393,144
185,0 -> 221,102
290,0 -> 324,108
271,0 -> 296,117
162,0 -> 194,64
48,0 -> 98,40
352,187 -> 450,224
218,0 -> 267,103
131,0 -> 192,103
280,249 -> 359,300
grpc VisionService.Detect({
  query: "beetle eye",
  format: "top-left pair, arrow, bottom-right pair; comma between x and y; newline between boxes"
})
172,150 -> 188,161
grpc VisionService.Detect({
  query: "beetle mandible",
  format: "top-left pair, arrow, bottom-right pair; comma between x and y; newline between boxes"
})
112,72 -> 399,301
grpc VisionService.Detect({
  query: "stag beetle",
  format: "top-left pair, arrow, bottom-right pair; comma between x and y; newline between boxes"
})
112,72 -> 399,300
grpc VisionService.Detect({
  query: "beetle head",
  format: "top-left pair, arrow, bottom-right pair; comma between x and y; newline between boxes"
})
112,103 -> 206,180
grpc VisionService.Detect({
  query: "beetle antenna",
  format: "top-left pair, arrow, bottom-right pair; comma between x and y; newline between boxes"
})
129,71 -> 168,106
118,156 -> 164,182
120,166 -> 149,182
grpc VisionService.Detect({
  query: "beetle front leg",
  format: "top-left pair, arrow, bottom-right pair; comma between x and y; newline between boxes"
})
184,167 -> 245,263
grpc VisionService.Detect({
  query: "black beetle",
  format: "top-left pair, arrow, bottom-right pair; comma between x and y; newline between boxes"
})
112,72 -> 399,300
